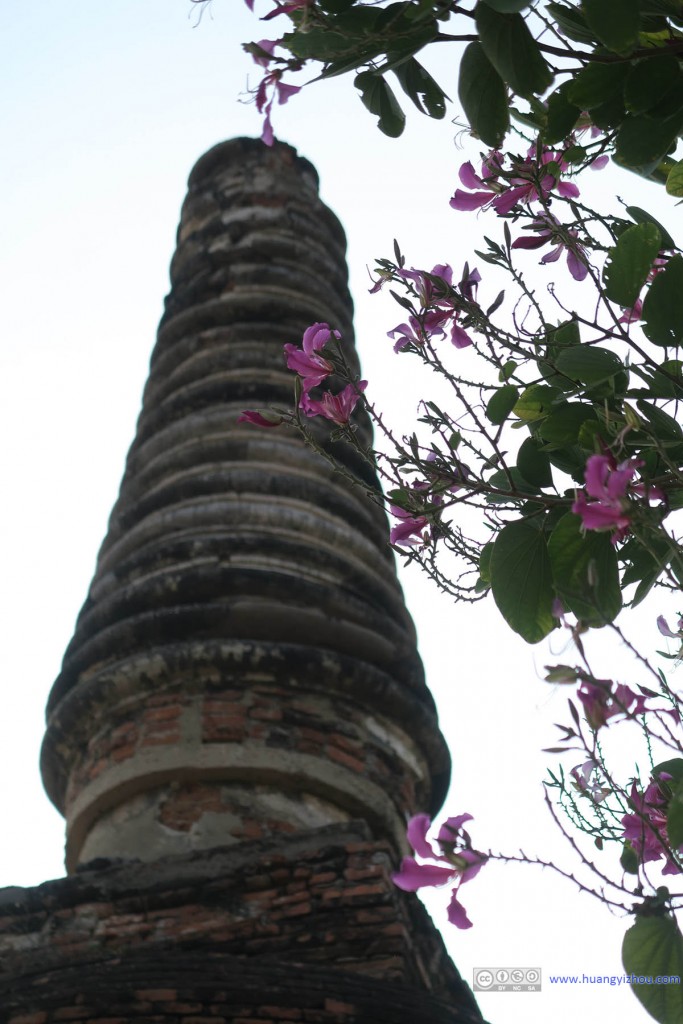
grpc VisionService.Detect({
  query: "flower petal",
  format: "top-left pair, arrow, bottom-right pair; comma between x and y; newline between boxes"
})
392,857 -> 456,892
436,813 -> 474,841
446,888 -> 473,929
407,813 -> 437,859
449,190 -> 492,212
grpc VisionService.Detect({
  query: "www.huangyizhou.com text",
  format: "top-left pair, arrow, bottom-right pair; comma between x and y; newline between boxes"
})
549,974 -> 681,986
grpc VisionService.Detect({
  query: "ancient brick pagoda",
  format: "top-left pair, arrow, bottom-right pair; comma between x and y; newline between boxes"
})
0,138 -> 483,1024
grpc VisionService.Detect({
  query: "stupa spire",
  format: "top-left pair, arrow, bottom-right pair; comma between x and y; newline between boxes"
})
0,139 -> 482,1024
41,137 -> 450,872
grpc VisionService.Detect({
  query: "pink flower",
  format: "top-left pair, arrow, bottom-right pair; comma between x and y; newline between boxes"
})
389,505 -> 429,547
261,0 -> 311,19
618,298 -> 643,324
387,264 -> 479,350
572,454 -> 644,541
245,0 -> 311,17
398,263 -> 454,305
392,813 -> 486,929
622,775 -> 681,874
577,678 -> 648,731
249,38 -> 280,68
658,614 -> 683,638
284,323 -> 339,390
450,148 -> 579,217
255,67 -> 301,146
449,153 -> 505,212
387,317 -> 425,352
237,409 -> 283,428
570,760 -> 609,803
300,381 -> 367,425
512,216 -> 588,282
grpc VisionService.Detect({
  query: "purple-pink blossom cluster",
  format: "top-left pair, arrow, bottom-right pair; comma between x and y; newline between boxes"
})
387,263 -> 480,351
284,323 -> 367,425
622,774 -> 682,876
244,0 -> 310,19
392,813 -> 486,929
576,676 -> 649,731
572,453 -> 661,544
389,504 -> 429,547
511,214 -> 588,282
450,147 -> 579,217
244,14 -> 304,145
240,323 -> 366,428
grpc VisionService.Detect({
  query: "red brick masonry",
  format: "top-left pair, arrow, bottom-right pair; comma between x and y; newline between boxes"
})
0,824 -> 483,1023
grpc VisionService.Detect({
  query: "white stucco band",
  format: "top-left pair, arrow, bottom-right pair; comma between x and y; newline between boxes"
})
65,741 -> 409,873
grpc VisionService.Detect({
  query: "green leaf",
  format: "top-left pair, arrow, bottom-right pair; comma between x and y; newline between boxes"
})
567,62 -> 629,111
548,513 -> 622,625
544,82 -> 582,144
625,55 -> 683,114
666,159 -> 683,196
318,0 -> 358,11
626,205 -> 676,249
642,255 -> 683,347
653,758 -> 683,784
583,0 -> 640,52
486,467 -> 540,501
475,3 -> 553,97
603,223 -> 662,308
622,916 -> 683,1023
355,71 -> 406,137
490,521 -> 556,643
590,90 -> 627,131
637,398 -> 683,439
486,384 -> 519,424
546,447 -> 587,481
546,2 -> 596,43
393,57 -> 447,118
622,535 -> 672,605
538,404 -> 598,447
513,384 -> 562,421
555,346 -> 625,387
517,437 -> 553,488
667,778 -> 683,850
481,0 -> 533,10
616,111 -> 683,174
458,42 -> 510,148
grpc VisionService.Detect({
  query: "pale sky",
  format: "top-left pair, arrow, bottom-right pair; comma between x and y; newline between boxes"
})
2,4 -> 681,1022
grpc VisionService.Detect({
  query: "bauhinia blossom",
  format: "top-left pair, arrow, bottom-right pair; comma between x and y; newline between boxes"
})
389,505 -> 429,547
572,453 -> 644,542
392,813 -> 486,929
658,614 -> 683,639
284,323 -> 366,426
576,676 -> 648,731
622,774 -> 682,875
387,263 -> 479,351
512,215 -> 588,282
284,322 -> 339,389
237,409 -> 284,428
256,71 -> 301,146
246,36 -> 302,145
570,760 -> 609,803
387,316 -> 425,353
300,380 -> 367,425
450,148 -> 579,217
244,0 -> 311,18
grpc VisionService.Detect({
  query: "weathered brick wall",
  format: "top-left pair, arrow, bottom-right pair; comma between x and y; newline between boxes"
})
0,825 -> 483,1023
